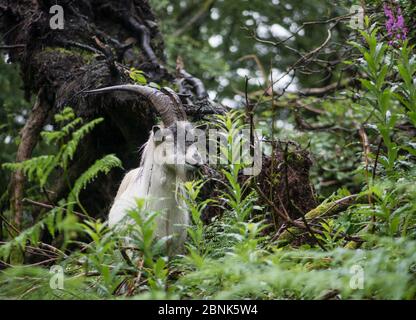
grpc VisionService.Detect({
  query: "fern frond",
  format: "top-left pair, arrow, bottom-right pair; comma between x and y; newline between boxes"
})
54,107 -> 76,123
67,154 -> 122,206
0,266 -> 100,300
60,118 -> 104,169
2,155 -> 56,188
0,208 -> 61,260
41,118 -> 83,145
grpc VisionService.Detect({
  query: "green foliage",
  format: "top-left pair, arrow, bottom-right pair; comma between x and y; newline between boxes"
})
181,180 -> 214,258
67,154 -> 122,213
350,27 -> 400,173
177,236 -> 416,299
0,107 -> 121,264
397,41 -> 416,130
0,207 -> 78,261
1,1 -> 416,301
3,107 -> 107,188
129,68 -> 148,85
0,266 -> 96,300
3,91 -> 416,300
0,58 -> 31,201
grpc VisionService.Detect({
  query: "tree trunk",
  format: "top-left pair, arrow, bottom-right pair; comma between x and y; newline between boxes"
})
0,0 -> 214,221
10,89 -> 50,230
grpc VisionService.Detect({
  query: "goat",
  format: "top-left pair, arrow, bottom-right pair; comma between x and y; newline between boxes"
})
87,85 -> 202,254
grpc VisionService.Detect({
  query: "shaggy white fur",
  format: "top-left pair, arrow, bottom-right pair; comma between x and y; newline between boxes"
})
109,126 -> 197,254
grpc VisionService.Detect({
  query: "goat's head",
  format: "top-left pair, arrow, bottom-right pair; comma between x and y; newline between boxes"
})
86,85 -> 204,176
151,120 -> 204,175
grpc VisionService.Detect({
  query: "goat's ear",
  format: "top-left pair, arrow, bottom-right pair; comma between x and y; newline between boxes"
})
152,125 -> 162,134
152,125 -> 165,146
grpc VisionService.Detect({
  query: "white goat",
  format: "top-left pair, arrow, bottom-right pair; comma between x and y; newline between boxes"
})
87,85 -> 202,254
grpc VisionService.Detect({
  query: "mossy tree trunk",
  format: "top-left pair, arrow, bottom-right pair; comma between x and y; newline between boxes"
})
0,0 -> 194,226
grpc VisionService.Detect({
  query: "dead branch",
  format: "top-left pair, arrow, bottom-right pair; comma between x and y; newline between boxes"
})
22,198 -> 93,221
299,77 -> 355,96
265,193 -> 363,245
0,44 -> 25,49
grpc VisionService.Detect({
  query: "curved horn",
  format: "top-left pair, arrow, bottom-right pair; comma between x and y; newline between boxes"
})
86,84 -> 186,127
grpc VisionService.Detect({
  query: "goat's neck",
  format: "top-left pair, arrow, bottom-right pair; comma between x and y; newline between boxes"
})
139,134 -> 183,207
140,135 -> 187,244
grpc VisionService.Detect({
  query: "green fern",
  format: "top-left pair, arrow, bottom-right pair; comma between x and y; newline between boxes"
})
0,108 -> 121,262
60,118 -> 104,169
2,155 -> 55,188
3,108 -> 105,188
41,118 -> 83,145
0,208 -> 64,261
0,266 -> 100,300
67,154 -> 122,210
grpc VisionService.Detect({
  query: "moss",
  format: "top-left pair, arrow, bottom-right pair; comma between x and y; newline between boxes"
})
277,195 -> 359,246
41,47 -> 94,63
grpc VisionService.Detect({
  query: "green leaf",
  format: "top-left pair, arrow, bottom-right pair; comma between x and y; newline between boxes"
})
129,68 -> 147,85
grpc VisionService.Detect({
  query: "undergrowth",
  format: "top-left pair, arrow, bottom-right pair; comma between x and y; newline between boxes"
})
1,16 -> 416,300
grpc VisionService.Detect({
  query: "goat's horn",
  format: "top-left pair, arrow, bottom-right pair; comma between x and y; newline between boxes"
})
86,84 -> 186,127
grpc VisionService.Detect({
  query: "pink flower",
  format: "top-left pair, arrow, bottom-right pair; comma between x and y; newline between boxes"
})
383,3 -> 408,44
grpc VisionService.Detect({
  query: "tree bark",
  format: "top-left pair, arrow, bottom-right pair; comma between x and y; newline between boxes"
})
10,90 -> 50,230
